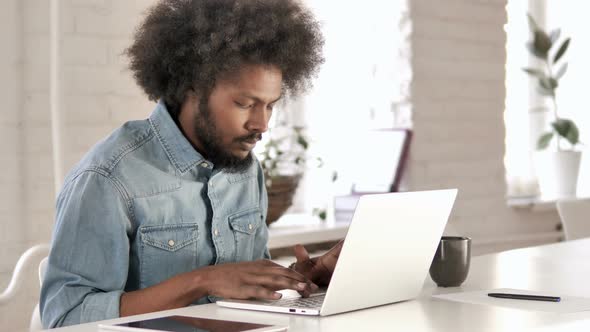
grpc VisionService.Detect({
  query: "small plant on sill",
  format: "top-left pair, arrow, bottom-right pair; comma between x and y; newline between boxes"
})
258,124 -> 325,224
523,14 -> 583,150
259,125 -> 321,182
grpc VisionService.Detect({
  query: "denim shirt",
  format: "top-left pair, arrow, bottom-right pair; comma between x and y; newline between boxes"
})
40,102 -> 270,328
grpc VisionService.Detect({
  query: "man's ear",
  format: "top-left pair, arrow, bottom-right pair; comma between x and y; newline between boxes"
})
180,90 -> 201,113
184,89 -> 200,104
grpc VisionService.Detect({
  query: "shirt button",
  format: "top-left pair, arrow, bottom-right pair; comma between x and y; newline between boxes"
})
214,229 -> 219,236
200,162 -> 209,168
168,240 -> 175,247
248,224 -> 253,230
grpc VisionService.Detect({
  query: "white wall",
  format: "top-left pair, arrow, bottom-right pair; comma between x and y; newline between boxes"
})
1,0 -> 25,290
0,1 -> 156,331
0,1 -> 32,330
58,0 -> 155,173
406,0 -> 561,255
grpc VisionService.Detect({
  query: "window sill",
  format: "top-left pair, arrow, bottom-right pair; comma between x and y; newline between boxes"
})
507,196 -> 559,211
507,194 -> 590,211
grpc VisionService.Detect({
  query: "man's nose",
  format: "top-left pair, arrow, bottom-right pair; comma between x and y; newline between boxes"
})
246,107 -> 270,133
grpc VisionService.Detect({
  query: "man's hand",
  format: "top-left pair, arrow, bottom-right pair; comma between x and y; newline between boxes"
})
292,240 -> 344,287
201,260 -> 318,300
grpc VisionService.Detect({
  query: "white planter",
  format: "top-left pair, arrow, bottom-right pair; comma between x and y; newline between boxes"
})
534,151 -> 582,198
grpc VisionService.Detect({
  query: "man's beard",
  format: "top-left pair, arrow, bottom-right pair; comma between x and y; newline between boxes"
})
193,98 -> 259,173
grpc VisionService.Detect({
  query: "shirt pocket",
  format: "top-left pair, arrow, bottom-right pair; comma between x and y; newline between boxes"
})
228,208 -> 262,261
138,223 -> 199,288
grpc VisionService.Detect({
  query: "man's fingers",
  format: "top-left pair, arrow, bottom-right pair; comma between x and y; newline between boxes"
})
247,273 -> 315,293
208,261 -> 320,301
248,261 -> 317,285
238,259 -> 282,273
293,244 -> 310,263
259,259 -> 280,267
255,267 -> 318,289
297,282 -> 319,298
335,239 -> 344,251
327,239 -> 344,256
317,239 -> 344,270
238,285 -> 282,300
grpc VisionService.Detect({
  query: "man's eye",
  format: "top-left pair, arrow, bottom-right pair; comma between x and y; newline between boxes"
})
235,102 -> 253,109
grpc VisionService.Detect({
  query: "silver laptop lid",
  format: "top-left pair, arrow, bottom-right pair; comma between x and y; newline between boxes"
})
320,189 -> 458,316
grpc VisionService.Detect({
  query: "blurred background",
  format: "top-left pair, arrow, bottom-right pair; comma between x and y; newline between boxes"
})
1,0 -> 589,330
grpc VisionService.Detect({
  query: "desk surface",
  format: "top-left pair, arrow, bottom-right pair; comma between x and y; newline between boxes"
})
54,239 -> 590,332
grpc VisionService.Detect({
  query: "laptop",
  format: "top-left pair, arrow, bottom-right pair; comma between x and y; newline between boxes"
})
216,189 -> 458,316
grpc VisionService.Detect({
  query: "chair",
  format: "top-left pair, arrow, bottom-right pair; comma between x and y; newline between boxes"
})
557,198 -> 590,241
0,243 -> 50,332
30,256 -> 48,331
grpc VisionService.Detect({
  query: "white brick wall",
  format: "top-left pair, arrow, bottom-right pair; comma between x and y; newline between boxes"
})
407,0 -> 561,255
0,1 -> 156,330
60,0 -> 155,173
0,0 -> 28,329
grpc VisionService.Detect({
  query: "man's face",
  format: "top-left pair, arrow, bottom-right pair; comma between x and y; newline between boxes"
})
184,64 -> 283,173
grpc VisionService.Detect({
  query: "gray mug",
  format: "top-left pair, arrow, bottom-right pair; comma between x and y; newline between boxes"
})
429,236 -> 471,287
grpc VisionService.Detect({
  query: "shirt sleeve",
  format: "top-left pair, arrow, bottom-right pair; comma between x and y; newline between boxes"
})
40,170 -> 132,328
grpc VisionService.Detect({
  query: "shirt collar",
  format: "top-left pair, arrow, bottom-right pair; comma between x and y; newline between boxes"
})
149,101 -> 206,174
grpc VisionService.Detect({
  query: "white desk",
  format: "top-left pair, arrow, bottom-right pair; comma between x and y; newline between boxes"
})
53,239 -> 590,331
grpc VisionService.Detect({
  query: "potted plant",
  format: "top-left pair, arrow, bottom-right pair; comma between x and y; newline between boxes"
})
258,124 -> 322,225
524,14 -> 583,197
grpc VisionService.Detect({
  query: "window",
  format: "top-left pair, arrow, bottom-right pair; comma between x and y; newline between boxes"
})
256,0 -> 412,215
504,0 -> 590,198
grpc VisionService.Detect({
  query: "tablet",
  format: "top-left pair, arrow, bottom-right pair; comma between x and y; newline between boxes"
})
98,315 -> 287,332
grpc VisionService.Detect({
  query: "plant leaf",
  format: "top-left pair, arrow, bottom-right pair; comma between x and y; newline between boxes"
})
549,28 -> 561,44
522,67 -> 545,78
533,30 -> 552,57
526,41 -> 547,60
312,208 -> 327,221
553,38 -> 570,63
536,85 -> 554,96
552,119 -> 572,136
552,118 -> 580,145
538,77 -> 557,90
331,171 -> 338,182
555,62 -> 568,79
566,126 -> 580,146
527,13 -> 539,33
296,135 -> 308,149
316,157 -> 324,168
538,78 -> 550,89
537,132 -> 554,150
538,77 -> 558,91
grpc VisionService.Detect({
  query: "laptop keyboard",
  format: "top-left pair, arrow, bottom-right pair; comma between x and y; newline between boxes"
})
263,293 -> 325,309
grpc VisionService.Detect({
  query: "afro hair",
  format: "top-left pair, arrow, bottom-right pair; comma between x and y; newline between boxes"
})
126,0 -> 324,115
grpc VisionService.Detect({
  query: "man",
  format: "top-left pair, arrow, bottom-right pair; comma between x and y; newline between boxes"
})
40,0 -> 342,328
